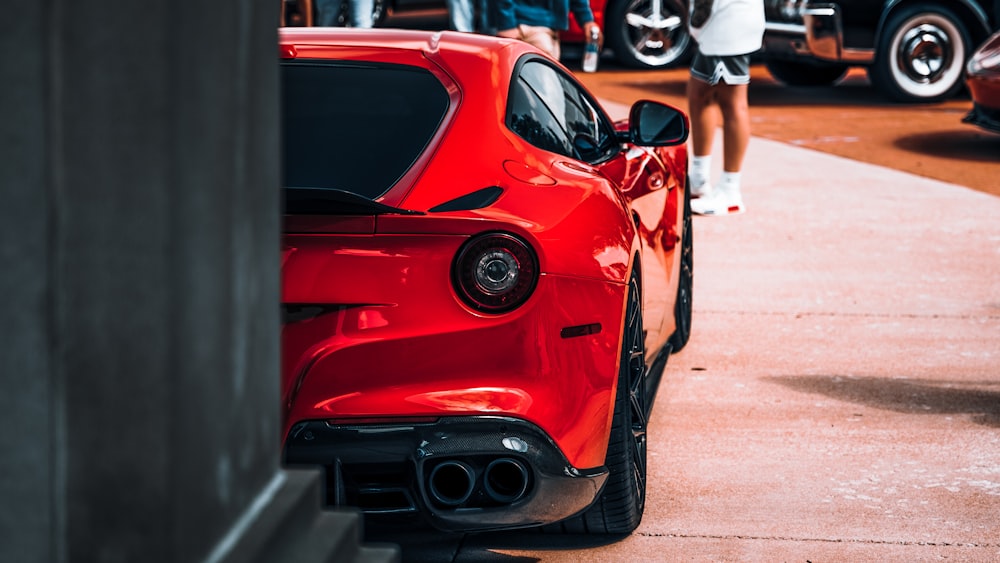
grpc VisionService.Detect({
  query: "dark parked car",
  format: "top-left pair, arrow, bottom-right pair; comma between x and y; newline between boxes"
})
762,0 -> 998,103
279,0 -> 694,69
963,29 -> 1000,133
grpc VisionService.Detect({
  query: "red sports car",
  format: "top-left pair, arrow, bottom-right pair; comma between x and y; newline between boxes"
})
963,29 -> 1000,134
279,27 -> 692,534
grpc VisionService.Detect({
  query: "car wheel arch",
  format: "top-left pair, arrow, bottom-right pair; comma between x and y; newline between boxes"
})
541,265 -> 648,534
874,0 -> 990,39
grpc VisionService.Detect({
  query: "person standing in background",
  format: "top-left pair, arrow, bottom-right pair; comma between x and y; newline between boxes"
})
447,0 -> 495,33
494,0 -> 600,61
314,0 -> 375,28
685,0 -> 765,215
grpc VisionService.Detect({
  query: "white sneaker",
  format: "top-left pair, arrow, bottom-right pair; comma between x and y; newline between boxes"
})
690,181 -> 713,199
690,184 -> 745,216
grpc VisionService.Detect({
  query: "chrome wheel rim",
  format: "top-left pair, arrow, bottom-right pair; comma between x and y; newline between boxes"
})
625,276 -> 647,507
889,14 -> 964,98
621,0 -> 690,67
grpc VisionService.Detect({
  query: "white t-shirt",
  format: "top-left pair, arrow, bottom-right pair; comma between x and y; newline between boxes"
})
689,0 -> 766,56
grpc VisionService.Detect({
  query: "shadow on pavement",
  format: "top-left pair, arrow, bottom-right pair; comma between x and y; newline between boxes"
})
765,375 -> 1000,428
894,129 -> 1000,163
746,83 -> 889,108
365,519 -> 629,562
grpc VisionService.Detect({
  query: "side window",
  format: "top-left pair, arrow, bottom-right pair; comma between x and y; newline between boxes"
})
507,59 -> 617,163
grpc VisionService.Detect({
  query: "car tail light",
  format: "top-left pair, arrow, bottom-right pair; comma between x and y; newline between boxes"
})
452,233 -> 538,314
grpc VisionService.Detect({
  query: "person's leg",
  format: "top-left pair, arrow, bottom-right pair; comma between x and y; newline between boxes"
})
715,83 -> 751,174
477,0 -> 495,33
691,83 -> 748,215
687,74 -> 718,159
349,0 -> 374,27
690,54 -> 751,216
686,73 -> 719,195
518,25 -> 560,59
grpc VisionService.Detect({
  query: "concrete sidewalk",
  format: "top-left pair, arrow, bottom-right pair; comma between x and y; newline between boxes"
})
374,131 -> 1000,561
634,133 -> 1000,561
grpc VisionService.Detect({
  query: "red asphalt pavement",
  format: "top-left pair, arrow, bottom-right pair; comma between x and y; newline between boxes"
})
369,112 -> 1000,562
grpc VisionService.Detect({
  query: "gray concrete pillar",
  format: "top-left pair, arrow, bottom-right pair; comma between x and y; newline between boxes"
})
0,2 -> 396,561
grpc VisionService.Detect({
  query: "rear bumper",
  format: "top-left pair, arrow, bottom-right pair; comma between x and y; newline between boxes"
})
282,270 -> 626,471
763,22 -> 814,59
764,4 -> 873,63
283,415 -> 608,532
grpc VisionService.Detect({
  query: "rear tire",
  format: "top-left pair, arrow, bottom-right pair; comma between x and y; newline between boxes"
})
548,271 -> 647,534
668,181 -> 693,353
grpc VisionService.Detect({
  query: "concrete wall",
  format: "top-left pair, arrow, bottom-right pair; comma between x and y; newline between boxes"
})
0,3 -> 395,562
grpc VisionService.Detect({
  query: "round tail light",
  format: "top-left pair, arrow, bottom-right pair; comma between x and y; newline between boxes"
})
452,233 -> 538,313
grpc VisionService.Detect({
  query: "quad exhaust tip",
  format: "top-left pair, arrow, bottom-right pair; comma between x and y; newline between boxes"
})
428,460 -> 475,506
484,458 -> 529,503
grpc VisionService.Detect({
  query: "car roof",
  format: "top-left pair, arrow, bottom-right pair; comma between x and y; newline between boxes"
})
278,27 -> 540,68
277,27 -> 574,211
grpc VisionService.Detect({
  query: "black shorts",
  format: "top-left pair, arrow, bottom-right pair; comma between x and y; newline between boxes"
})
690,52 -> 752,85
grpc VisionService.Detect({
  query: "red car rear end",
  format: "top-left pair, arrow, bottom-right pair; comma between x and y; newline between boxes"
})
279,27 -> 691,533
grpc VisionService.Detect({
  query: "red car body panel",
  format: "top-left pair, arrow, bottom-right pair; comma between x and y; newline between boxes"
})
967,74 -> 1000,111
278,27 -> 689,530
964,30 -> 1000,134
561,7 -> 607,43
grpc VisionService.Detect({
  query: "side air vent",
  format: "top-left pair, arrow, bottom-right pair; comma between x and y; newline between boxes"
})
429,186 -> 504,212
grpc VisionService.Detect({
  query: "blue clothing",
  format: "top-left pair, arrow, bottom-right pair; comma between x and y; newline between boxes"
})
447,0 -> 493,32
494,0 -> 594,32
315,0 -> 374,28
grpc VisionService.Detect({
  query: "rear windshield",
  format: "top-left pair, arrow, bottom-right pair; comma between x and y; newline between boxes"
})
282,61 -> 450,200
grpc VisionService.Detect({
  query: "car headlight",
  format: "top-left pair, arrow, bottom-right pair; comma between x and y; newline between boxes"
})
452,233 -> 538,314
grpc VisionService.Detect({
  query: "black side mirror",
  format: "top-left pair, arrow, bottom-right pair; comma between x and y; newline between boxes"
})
628,100 -> 689,147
